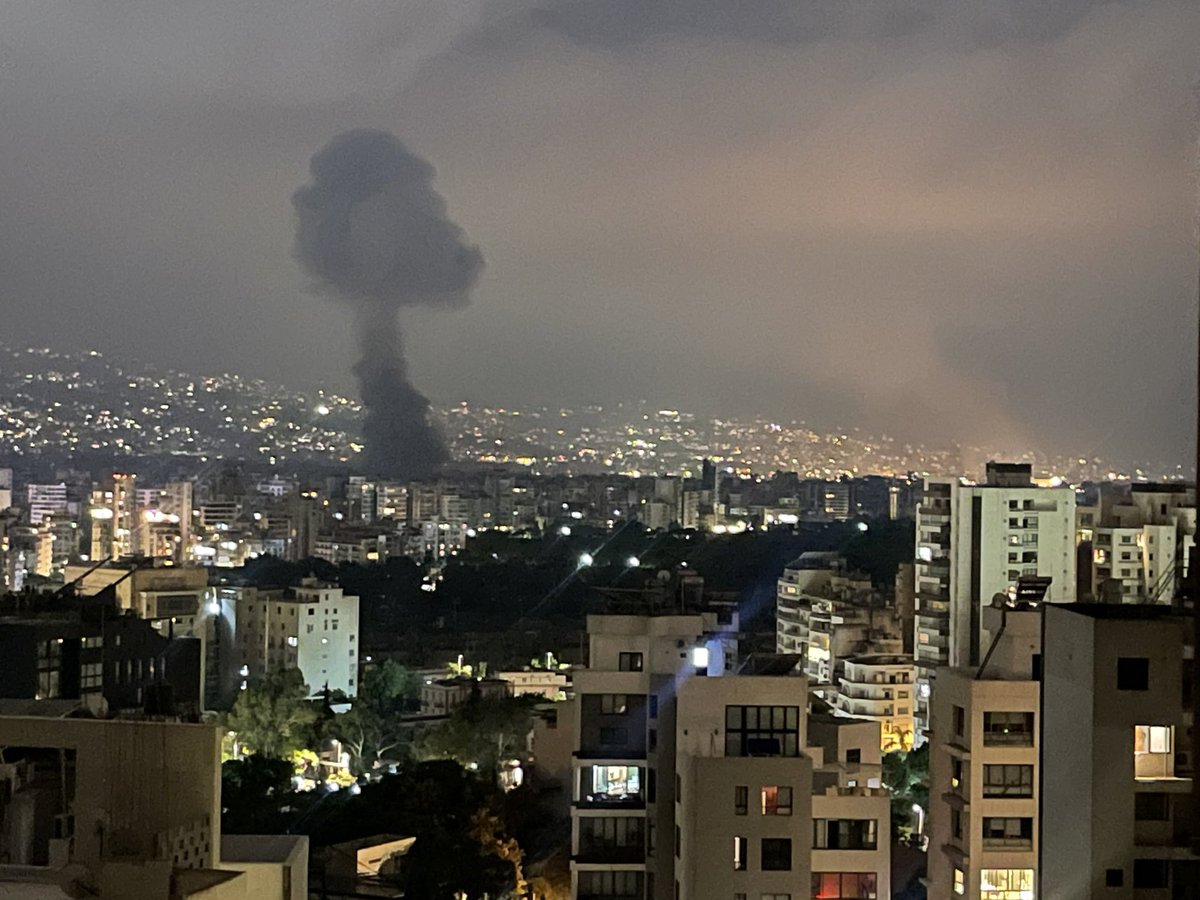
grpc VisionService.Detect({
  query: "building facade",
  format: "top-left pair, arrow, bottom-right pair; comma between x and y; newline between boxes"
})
570,612 -> 889,900
914,462 -> 1075,732
1040,604 -> 1197,897
234,579 -> 360,697
927,602 -> 1041,899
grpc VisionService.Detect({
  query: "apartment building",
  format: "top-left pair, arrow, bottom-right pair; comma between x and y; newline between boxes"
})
928,601 -> 1041,899
776,553 -> 904,693
914,462 -> 1075,732
1040,603 -> 1198,897
0,710 -> 307,899
834,654 -> 917,752
1088,484 -> 1195,605
570,613 -> 889,900
234,578 -> 360,697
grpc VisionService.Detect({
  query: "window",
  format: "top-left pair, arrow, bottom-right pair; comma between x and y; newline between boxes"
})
725,705 -> 800,757
952,705 -> 965,737
1133,859 -> 1169,889
577,871 -> 643,899
980,869 -> 1034,900
1134,793 -> 1170,821
953,869 -> 964,895
760,838 -> 791,871
647,820 -> 656,855
649,694 -> 658,718
618,652 -> 643,672
811,873 -> 877,899
761,786 -> 792,815
1105,868 -> 1123,887
579,816 -> 644,851
734,785 -> 748,815
982,765 -> 1033,798
599,727 -> 628,746
982,818 -> 1033,848
950,758 -> 964,791
675,825 -> 681,858
647,768 -> 656,803
761,895 -> 791,900
732,836 -> 747,870
675,773 -> 681,802
588,766 -> 641,801
649,728 -> 657,751
846,748 -> 861,764
982,711 -> 1034,746
1136,725 -> 1172,754
600,694 -> 628,714
813,819 -> 878,850
1117,657 -> 1150,691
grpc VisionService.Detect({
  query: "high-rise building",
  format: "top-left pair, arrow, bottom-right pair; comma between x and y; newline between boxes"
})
88,473 -> 140,560
927,600 -> 1042,899
234,578 -> 360,697
914,462 -> 1075,732
26,482 -> 70,524
775,553 -> 906,696
1088,484 -> 1195,605
1039,603 -> 1196,897
569,613 -> 890,900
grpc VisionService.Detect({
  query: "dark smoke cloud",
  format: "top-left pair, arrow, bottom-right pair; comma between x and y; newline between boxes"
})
293,129 -> 484,479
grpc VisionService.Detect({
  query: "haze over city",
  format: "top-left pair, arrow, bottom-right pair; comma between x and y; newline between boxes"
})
2,0 -> 1198,466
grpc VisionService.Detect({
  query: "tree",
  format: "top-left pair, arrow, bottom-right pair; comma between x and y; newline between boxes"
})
328,660 -> 419,773
471,808 -> 529,898
414,696 -> 538,781
883,744 -> 929,835
226,668 -> 319,759
221,755 -> 302,834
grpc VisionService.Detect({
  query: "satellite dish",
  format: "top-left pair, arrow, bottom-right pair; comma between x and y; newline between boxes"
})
656,570 -> 672,583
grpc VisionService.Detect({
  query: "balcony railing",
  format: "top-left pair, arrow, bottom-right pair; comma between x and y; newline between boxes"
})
982,732 -> 1034,747
982,837 -> 1033,850
575,846 -> 647,865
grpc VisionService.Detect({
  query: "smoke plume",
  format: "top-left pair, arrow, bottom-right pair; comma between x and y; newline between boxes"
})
293,129 -> 483,479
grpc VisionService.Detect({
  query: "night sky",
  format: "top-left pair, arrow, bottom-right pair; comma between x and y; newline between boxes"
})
1,0 -> 1197,466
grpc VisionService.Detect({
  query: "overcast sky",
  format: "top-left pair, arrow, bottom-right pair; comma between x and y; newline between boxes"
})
1,0 -> 1197,466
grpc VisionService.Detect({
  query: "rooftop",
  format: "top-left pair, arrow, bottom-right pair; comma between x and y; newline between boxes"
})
221,834 -> 307,864
1053,603 -> 1183,621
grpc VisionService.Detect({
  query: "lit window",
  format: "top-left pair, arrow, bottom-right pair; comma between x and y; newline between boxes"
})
953,869 -> 965,895
761,785 -> 792,816
980,868 -> 1034,900
1135,725 -> 1171,754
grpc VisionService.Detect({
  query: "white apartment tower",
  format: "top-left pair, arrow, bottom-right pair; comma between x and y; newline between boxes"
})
914,462 -> 1075,732
928,601 -> 1042,899
236,579 -> 360,697
571,613 -> 890,900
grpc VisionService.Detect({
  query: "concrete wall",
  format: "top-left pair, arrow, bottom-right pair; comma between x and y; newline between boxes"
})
0,717 -> 222,869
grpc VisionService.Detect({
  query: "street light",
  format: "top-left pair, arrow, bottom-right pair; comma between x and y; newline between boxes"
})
578,552 -> 594,568
559,525 -> 572,536
626,556 -> 641,567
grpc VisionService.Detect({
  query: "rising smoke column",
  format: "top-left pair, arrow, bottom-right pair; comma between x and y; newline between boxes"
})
293,129 -> 483,478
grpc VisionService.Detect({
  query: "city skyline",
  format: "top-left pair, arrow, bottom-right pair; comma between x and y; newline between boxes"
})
1,1 -> 1198,466
0,342 -> 1184,481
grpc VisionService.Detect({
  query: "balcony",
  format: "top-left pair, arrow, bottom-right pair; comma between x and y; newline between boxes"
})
575,845 -> 647,865
982,836 -> 1033,850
